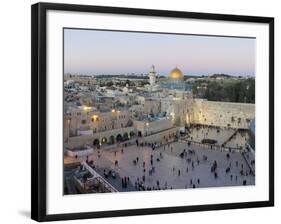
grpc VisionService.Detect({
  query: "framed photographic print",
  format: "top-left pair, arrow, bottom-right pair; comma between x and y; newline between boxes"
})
31,2 -> 274,222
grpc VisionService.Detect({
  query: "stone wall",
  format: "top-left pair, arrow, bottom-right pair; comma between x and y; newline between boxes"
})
160,98 -> 193,126
66,147 -> 94,157
191,99 -> 255,129
139,127 -> 179,144
133,117 -> 173,136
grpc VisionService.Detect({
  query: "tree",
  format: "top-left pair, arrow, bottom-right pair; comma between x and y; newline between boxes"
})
202,78 -> 255,103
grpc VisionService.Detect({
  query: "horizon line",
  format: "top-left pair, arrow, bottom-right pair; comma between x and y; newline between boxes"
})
64,72 -> 255,77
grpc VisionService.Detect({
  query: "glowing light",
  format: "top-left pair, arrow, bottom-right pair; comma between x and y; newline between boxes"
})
83,106 -> 92,111
91,115 -> 99,122
186,114 -> 189,123
111,109 -> 116,113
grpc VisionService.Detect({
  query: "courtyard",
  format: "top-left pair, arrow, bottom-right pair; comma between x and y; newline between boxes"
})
64,140 -> 255,193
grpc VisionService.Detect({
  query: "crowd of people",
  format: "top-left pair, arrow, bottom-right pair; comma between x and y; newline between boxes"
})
80,126 -> 255,193
90,141 -> 254,191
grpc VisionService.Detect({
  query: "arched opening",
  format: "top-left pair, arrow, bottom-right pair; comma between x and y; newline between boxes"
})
109,136 -> 115,145
116,134 -> 123,143
93,139 -> 100,146
101,137 -> 107,144
123,132 -> 129,141
129,131 -> 135,138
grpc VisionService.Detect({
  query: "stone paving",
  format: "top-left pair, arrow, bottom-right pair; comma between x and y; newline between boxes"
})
82,140 -> 255,191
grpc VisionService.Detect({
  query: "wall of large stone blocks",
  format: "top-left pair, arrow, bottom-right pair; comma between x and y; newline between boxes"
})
160,98 -> 193,126
191,99 -> 255,129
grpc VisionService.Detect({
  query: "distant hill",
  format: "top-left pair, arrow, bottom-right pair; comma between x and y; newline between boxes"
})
185,74 -> 233,79
95,74 -> 149,79
209,74 -> 232,78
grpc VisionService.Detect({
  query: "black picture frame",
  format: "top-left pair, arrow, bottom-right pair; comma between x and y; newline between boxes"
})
31,2 -> 274,222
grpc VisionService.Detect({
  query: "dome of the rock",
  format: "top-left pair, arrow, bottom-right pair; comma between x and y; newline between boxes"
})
169,67 -> 184,80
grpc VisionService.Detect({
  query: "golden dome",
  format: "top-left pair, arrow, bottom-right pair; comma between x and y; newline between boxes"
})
169,67 -> 184,80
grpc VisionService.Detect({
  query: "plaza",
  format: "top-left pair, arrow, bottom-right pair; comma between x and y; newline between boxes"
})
64,138 -> 254,194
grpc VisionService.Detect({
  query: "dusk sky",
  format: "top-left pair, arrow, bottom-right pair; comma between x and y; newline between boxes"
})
64,29 -> 255,77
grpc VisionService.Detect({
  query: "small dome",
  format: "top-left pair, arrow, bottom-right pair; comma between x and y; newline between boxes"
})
169,67 -> 184,80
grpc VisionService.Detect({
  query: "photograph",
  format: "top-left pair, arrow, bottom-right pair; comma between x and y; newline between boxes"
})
0,0 -> 278,223
63,28 -> 256,194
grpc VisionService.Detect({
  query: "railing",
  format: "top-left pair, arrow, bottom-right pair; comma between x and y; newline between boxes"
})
81,161 -> 118,192
179,138 -> 243,153
141,126 -> 178,137
221,129 -> 239,146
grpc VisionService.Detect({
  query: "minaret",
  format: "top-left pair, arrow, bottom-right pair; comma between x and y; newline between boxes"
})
148,65 -> 157,86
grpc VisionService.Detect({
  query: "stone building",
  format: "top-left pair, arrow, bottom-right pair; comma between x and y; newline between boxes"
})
63,66 -> 255,150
